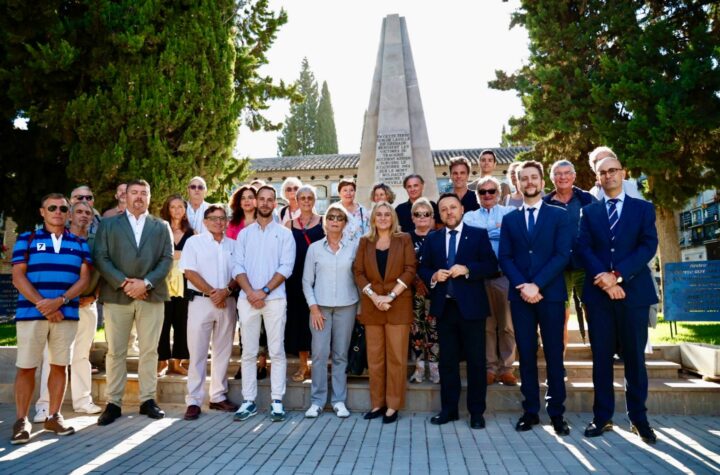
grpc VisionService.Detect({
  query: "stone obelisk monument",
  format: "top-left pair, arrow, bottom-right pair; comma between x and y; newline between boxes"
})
356,14 -> 438,207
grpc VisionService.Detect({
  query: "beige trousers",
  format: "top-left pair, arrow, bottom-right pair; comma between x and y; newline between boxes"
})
485,276 -> 516,375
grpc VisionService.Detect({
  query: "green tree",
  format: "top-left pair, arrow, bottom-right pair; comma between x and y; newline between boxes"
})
491,0 -> 720,269
315,80 -> 338,154
277,57 -> 320,156
0,0 -> 292,229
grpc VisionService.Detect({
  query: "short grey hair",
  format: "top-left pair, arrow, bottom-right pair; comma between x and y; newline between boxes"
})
71,201 -> 92,213
550,160 -> 576,176
188,176 -> 207,188
475,176 -> 501,195
588,146 -> 617,171
281,177 -> 303,199
296,184 -> 317,200
411,197 -> 434,216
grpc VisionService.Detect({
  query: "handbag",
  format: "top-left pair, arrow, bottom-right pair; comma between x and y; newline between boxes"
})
346,320 -> 368,375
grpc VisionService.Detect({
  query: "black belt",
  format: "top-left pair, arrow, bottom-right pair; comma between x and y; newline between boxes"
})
489,271 -> 504,279
187,289 -> 211,298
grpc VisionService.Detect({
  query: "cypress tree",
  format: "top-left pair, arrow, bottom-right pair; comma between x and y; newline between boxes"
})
277,57 -> 320,156
315,80 -> 338,154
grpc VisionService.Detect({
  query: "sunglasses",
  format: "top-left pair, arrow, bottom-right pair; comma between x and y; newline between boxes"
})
73,195 -> 93,201
326,214 -> 346,222
285,186 -> 299,192
413,211 -> 432,218
298,195 -> 314,201
206,216 -> 227,222
478,189 -> 497,196
47,205 -> 69,213
188,184 -> 205,191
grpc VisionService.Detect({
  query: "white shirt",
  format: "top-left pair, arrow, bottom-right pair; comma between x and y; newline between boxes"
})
232,221 -> 296,300
186,201 -> 210,234
522,200 -> 543,230
444,222 -> 464,257
126,210 -> 149,247
50,233 -> 63,253
604,191 -> 626,220
179,231 -> 235,291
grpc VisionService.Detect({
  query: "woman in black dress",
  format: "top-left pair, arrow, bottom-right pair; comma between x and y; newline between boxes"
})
284,185 -> 325,381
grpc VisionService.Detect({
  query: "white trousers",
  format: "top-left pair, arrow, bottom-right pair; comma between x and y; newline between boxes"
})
185,297 -> 236,406
238,298 -> 287,402
36,303 -> 98,411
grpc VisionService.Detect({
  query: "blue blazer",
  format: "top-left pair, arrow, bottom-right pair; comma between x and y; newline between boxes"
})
577,196 -> 659,307
498,203 -> 573,302
418,225 -> 498,321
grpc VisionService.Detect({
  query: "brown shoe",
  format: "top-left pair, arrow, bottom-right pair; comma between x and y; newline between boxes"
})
209,399 -> 239,412
170,359 -> 188,376
487,372 -> 496,385
11,418 -> 31,445
44,413 -> 75,436
499,372 -> 518,386
157,360 -> 168,377
184,405 -> 201,420
292,366 -> 311,382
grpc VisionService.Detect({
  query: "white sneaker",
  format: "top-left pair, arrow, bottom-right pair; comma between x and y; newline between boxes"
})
33,407 -> 49,423
333,402 -> 350,418
74,402 -> 102,414
305,404 -> 322,418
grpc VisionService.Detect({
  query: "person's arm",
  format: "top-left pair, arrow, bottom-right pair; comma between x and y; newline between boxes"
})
393,234 -> 417,295
352,238 -> 371,291
614,202 -> 659,280
577,206 -> 608,278
463,228 -> 499,280
498,216 -> 526,289
302,244 -> 319,307
531,210 -> 573,289
143,220 -> 174,287
93,219 -> 127,289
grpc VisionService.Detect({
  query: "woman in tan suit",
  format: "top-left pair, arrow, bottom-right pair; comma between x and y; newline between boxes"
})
353,201 -> 416,424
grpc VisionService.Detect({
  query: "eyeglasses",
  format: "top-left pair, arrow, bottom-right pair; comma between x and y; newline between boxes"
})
47,205 -> 69,213
477,189 -> 497,196
285,186 -> 299,192
326,214 -> 346,222
598,168 -> 622,178
206,216 -> 227,222
188,184 -> 205,191
553,171 -> 575,178
73,195 -> 93,201
413,211 -> 432,218
298,195 -> 314,201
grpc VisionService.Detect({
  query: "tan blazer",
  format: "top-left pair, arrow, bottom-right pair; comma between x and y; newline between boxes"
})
353,233 -> 416,325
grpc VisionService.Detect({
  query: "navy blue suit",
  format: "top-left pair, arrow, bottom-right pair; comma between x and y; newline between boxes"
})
498,203 -> 572,417
419,225 -> 498,416
578,195 -> 658,424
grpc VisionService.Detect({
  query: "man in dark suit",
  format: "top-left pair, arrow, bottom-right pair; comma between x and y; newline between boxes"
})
498,160 -> 573,435
419,193 -> 498,429
93,179 -> 173,425
578,155 -> 659,443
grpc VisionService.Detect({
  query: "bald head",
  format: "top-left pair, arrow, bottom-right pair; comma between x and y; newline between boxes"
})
596,156 -> 626,197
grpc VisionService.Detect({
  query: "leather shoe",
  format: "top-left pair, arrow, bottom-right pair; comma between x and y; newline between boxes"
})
184,405 -> 201,421
363,407 -> 386,420
584,420 -> 613,437
382,411 -> 399,424
515,413 -> 540,431
209,399 -> 239,412
550,416 -> 570,436
486,371 -> 496,385
470,415 -> 485,430
499,372 -> 518,386
139,399 -> 165,419
430,411 -> 459,425
631,421 -> 657,444
97,403 -> 122,426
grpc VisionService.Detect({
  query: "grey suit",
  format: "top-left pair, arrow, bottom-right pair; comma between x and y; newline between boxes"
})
93,212 -> 173,406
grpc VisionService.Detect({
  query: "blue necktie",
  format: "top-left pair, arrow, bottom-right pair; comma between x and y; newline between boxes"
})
527,208 -> 536,235
607,199 -> 619,241
447,230 -> 457,297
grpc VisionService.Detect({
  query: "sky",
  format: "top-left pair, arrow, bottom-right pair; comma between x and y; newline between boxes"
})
235,0 -> 529,159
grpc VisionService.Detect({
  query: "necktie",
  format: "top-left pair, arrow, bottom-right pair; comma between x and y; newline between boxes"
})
527,208 -> 536,235
607,199 -> 619,241
447,230 -> 457,297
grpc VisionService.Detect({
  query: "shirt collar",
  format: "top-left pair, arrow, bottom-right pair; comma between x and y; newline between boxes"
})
447,222 -> 464,236
606,191 -> 626,203
202,230 -> 226,244
126,209 -> 149,220
523,200 -> 543,213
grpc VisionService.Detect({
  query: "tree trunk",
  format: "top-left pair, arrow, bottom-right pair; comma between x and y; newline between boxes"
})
655,205 -> 681,304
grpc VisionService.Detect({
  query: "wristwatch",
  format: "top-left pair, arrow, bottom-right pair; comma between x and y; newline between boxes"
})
611,270 -> 623,284
388,291 -> 397,301
60,295 -> 70,305
262,286 -> 271,294
144,279 -> 153,291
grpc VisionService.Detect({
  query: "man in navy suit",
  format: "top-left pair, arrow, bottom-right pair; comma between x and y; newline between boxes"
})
419,193 -> 498,429
578,155 -> 659,443
498,160 -> 573,435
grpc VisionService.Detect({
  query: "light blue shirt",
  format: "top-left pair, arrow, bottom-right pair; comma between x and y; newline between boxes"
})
604,191 -> 626,220
302,238 -> 359,308
232,221 -> 296,300
464,204 -> 514,257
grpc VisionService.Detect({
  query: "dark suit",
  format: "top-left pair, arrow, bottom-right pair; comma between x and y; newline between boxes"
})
498,203 -> 572,417
578,195 -> 658,424
419,224 -> 498,416
94,212 -> 173,406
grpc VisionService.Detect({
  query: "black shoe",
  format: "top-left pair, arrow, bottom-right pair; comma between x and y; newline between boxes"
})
470,415 -> 485,430
631,422 -> 657,444
430,411 -> 459,425
363,407 -> 386,420
139,399 -> 165,419
382,411 -> 399,424
515,413 -> 540,431
97,403 -> 122,426
584,420 -> 613,437
257,366 -> 268,380
550,416 -> 570,436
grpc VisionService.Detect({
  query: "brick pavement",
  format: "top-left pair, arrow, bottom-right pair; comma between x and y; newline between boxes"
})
0,404 -> 718,474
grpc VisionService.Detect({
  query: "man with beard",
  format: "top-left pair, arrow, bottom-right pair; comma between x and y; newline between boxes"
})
232,186 -> 296,423
498,161 -> 573,435
93,179 -> 173,426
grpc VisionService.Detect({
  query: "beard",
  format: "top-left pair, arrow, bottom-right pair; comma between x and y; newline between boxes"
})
257,207 -> 273,218
521,188 -> 541,198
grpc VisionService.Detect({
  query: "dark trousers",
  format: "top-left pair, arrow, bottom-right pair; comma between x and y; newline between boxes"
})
511,299 -> 566,417
437,299 -> 486,416
587,300 -> 649,424
158,296 -> 189,360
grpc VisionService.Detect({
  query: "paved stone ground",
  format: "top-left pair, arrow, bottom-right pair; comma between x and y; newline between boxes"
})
0,404 -> 718,474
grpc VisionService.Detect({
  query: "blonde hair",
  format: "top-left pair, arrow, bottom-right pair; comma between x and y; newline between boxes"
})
365,201 -> 401,242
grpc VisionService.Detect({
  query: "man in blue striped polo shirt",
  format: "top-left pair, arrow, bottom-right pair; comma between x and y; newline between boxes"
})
10,193 -> 91,444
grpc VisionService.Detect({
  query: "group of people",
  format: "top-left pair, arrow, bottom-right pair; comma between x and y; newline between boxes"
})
10,146 -> 659,447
